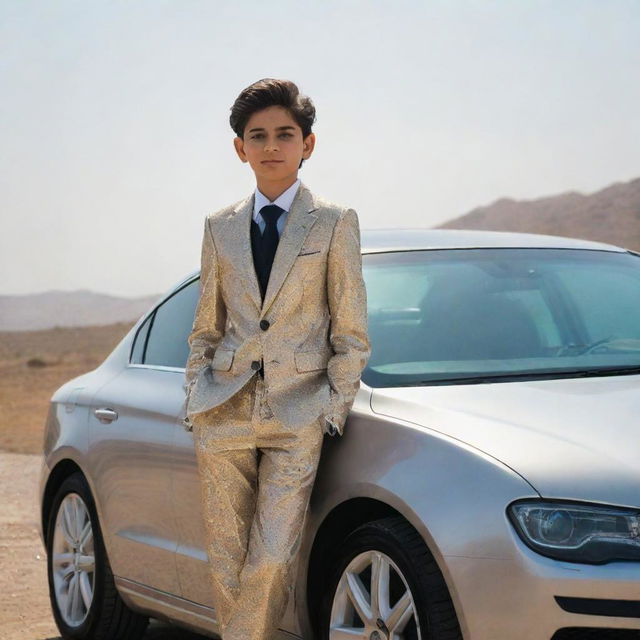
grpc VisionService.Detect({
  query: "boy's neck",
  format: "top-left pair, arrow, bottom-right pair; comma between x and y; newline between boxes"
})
256,174 -> 299,202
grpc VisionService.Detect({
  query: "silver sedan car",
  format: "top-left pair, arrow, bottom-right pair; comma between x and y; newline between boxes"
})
38,229 -> 640,640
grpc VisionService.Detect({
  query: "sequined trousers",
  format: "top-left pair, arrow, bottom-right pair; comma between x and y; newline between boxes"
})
191,372 -> 325,640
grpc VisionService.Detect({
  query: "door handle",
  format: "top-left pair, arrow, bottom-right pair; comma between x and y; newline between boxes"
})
94,408 -> 118,424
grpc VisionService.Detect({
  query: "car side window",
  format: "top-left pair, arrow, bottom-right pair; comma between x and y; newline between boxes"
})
130,313 -> 152,364
133,279 -> 200,368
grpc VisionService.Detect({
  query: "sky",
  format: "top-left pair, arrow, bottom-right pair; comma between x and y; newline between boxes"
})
2,0 -> 639,297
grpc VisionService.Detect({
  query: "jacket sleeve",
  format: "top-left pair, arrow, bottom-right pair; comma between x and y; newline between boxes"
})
323,208 -> 371,435
185,216 -> 227,390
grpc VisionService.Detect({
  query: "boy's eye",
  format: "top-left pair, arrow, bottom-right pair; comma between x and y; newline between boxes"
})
250,132 -> 293,140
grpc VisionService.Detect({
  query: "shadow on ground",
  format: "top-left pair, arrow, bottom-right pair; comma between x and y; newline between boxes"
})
40,618 -> 211,639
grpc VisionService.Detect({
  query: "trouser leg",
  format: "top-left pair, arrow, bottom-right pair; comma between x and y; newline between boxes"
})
222,380 -> 325,640
191,381 -> 258,634
193,444 -> 257,632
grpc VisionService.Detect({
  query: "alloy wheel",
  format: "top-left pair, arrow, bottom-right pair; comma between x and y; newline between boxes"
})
51,492 -> 95,627
329,549 -> 421,640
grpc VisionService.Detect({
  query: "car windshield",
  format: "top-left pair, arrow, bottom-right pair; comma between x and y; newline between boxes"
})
361,247 -> 640,387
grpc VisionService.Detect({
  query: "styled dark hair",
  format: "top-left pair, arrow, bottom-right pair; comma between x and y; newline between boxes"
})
229,78 -> 316,139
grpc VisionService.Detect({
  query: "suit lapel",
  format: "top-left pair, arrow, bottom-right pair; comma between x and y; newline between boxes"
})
261,182 -> 318,317
227,181 -> 319,317
224,193 -> 263,311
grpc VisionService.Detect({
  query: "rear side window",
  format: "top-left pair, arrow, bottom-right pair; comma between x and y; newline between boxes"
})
130,313 -> 152,364
130,280 -> 200,368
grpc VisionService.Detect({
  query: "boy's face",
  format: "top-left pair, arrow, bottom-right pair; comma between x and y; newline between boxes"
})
233,105 -> 315,188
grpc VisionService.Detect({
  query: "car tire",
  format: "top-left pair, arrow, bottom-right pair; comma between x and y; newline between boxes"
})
318,516 -> 462,640
46,472 -> 149,640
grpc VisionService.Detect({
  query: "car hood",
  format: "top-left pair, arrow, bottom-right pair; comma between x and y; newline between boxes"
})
370,374 -> 640,508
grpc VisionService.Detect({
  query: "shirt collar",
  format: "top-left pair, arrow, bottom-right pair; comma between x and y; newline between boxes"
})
253,178 -> 301,221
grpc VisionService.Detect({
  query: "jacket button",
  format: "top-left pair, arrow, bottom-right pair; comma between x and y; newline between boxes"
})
251,360 -> 261,370
260,319 -> 270,330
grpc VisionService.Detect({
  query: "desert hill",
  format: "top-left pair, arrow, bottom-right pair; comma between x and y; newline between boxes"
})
436,176 -> 640,252
0,289 -> 160,331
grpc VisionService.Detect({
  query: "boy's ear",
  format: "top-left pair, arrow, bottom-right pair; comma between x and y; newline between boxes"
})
302,132 -> 316,160
233,136 -> 248,163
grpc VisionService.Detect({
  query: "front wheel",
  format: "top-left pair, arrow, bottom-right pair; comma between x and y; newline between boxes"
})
318,516 -> 462,640
46,472 -> 149,639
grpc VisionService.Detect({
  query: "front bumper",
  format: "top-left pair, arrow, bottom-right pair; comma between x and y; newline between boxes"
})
447,532 -> 640,639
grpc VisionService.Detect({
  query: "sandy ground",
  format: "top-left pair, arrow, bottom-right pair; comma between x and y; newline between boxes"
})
0,451 -> 206,639
0,323 -> 133,455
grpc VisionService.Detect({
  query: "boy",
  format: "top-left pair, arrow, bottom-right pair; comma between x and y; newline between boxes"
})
183,78 -> 370,640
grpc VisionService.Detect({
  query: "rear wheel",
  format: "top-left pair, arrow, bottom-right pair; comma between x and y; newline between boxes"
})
318,516 -> 462,640
46,472 -> 149,639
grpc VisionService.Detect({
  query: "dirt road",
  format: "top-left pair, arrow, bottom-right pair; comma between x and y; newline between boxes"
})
0,451 -> 204,639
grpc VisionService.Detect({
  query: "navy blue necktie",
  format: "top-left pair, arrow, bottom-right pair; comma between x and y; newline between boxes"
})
256,204 -> 284,298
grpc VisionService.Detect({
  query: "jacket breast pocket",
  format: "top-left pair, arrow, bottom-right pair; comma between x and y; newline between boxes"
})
296,244 -> 325,263
295,247 -> 326,284
210,348 -> 235,371
294,349 -> 331,372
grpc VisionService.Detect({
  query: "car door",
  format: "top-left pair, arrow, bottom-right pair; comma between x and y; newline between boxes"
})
170,277 -> 222,606
88,279 -> 200,595
172,416 -> 219,607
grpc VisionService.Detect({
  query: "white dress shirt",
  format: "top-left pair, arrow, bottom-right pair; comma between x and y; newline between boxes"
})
252,178 -> 300,235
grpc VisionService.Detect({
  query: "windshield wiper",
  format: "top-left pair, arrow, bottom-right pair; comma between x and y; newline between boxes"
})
403,366 -> 640,386
568,366 -> 640,377
403,372 -> 551,385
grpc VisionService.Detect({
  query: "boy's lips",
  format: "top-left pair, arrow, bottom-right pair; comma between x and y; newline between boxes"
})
262,160 -> 284,164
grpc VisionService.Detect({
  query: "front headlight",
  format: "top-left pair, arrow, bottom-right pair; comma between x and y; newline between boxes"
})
508,500 -> 640,564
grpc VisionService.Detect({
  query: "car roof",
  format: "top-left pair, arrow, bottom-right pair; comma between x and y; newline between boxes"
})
181,228 -> 630,283
360,228 -> 627,253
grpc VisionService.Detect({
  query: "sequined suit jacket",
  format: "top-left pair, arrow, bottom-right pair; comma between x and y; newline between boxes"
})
183,181 -> 371,436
